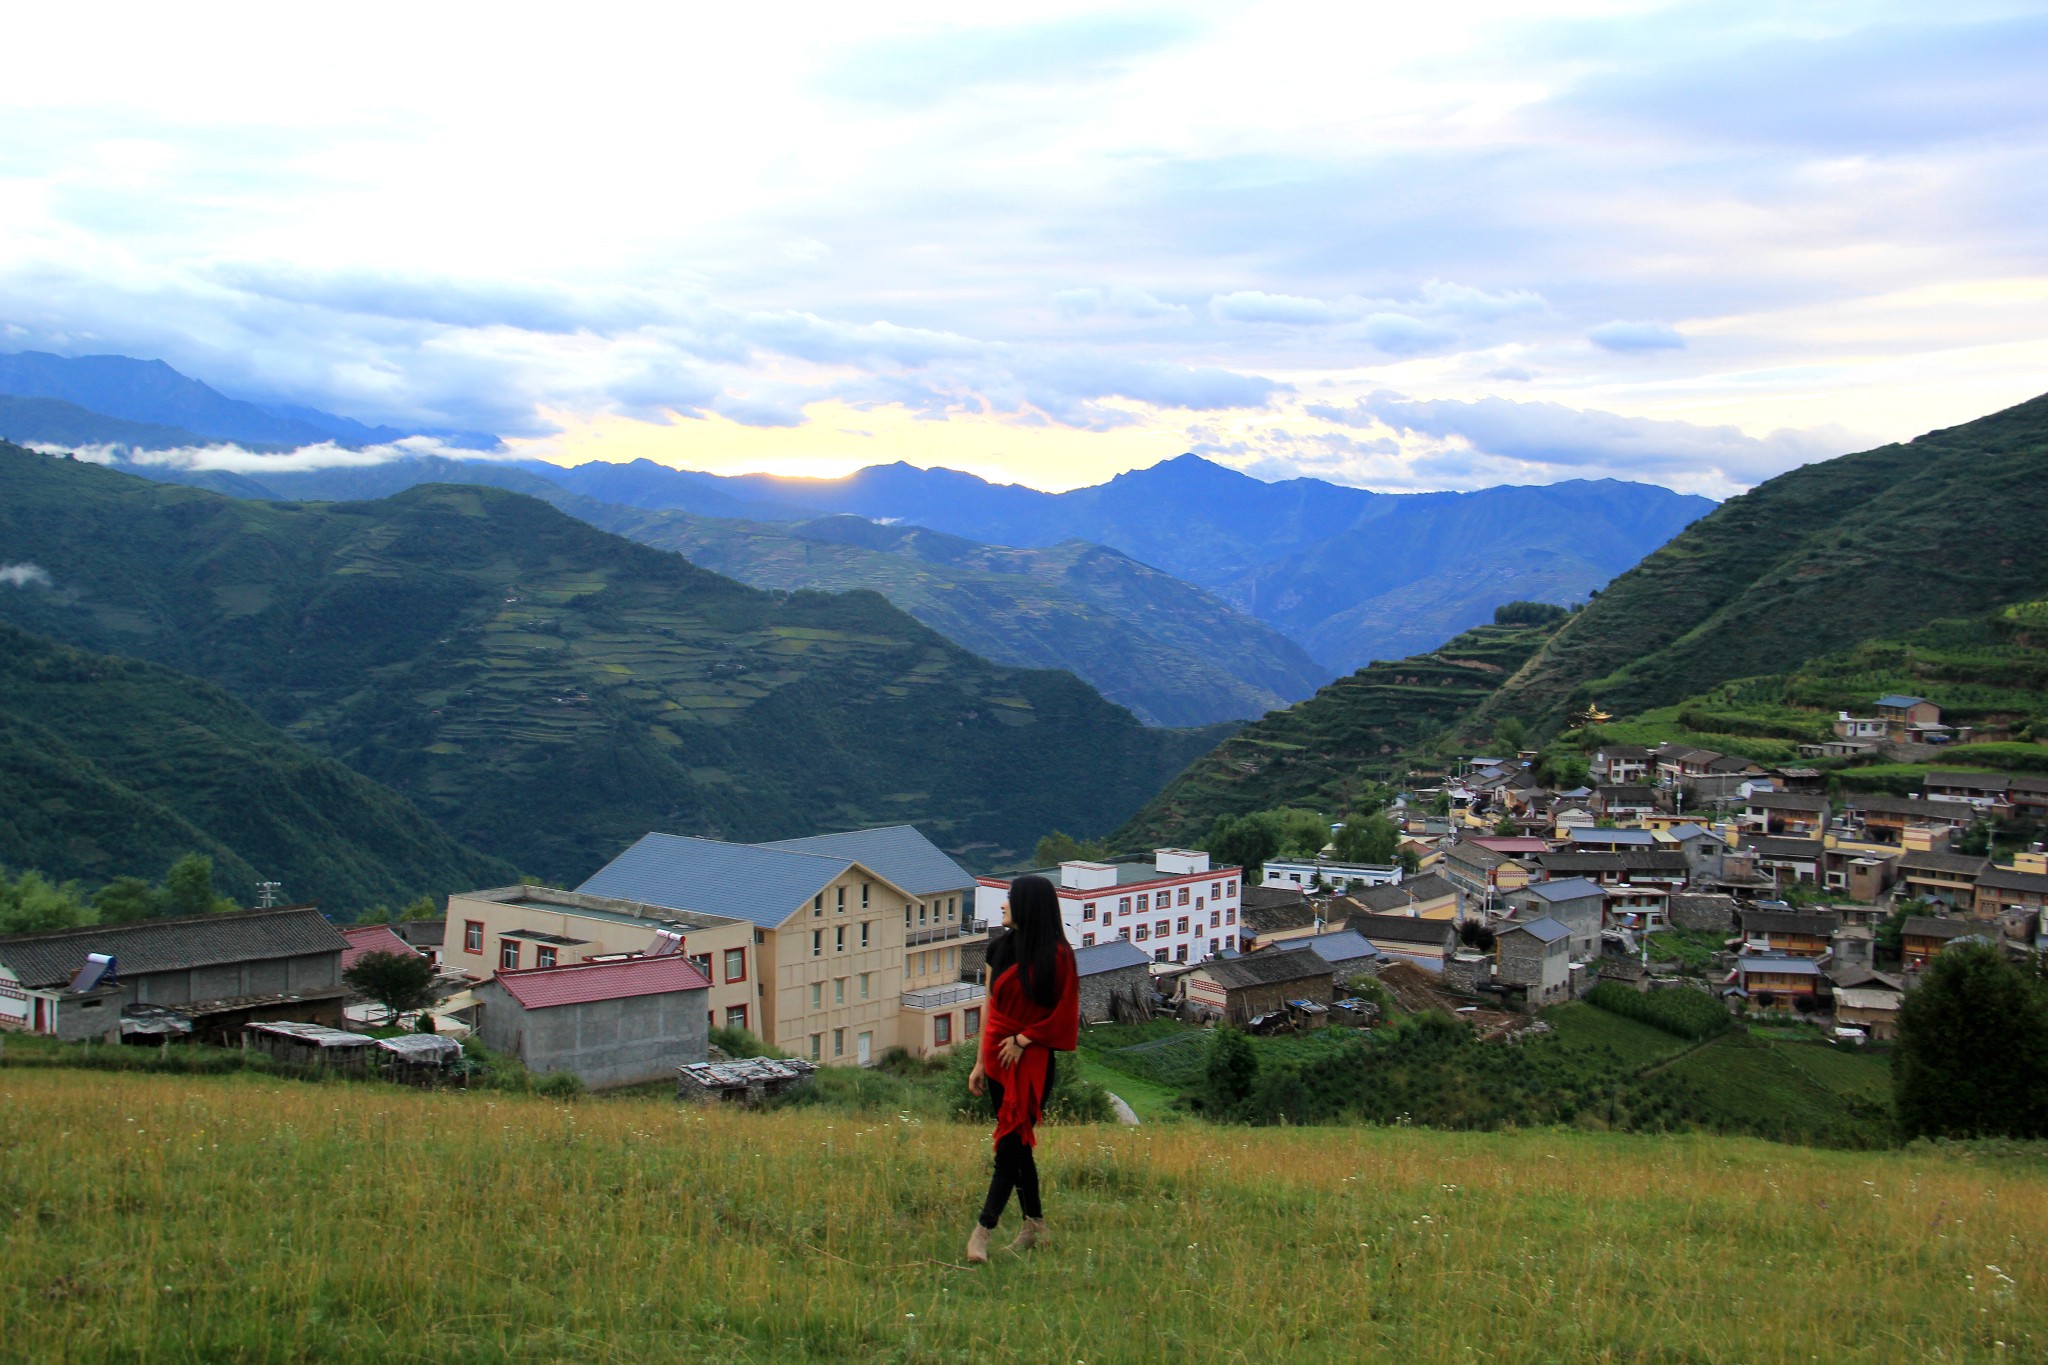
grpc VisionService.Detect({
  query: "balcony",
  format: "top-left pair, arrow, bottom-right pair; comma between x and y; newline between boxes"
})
905,920 -> 984,947
901,982 -> 986,1011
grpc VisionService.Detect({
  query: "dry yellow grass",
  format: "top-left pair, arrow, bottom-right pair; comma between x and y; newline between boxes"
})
2,1068 -> 2044,1363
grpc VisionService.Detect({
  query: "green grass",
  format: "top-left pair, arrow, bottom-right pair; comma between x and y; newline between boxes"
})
3,1068 -> 2045,1362
1662,1034 -> 1894,1145
1541,1000 -> 1695,1069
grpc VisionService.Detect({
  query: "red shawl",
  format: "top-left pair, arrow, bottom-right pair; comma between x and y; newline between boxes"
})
980,941 -> 1080,1148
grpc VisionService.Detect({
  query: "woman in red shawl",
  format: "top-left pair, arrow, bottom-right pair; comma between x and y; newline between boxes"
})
966,873 -> 1079,1264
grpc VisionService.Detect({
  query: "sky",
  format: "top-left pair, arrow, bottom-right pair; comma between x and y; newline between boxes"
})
3,1 -> 2046,497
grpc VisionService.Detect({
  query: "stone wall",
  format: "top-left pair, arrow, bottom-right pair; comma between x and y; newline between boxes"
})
1077,963 -> 1152,1023
1668,894 -> 1740,934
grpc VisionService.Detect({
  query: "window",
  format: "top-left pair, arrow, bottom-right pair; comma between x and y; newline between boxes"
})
689,953 -> 712,980
1154,948 -> 1169,963
463,921 -> 483,954
1225,907 -> 1236,926
860,921 -> 871,948
726,1005 -> 749,1030
934,1014 -> 953,1046
1135,924 -> 1149,941
1227,879 -> 1238,897
814,893 -> 824,916
1136,893 -> 1149,912
1083,902 -> 1096,921
833,1028 -> 845,1058
946,899 -> 956,922
724,948 -> 746,984
862,882 -> 870,908
964,1007 -> 981,1037
813,930 -> 823,958
835,925 -> 846,953
1119,896 -> 1131,914
1212,882 -> 1222,899
810,982 -> 822,1009
905,906 -> 913,927
919,902 -> 928,926
537,946 -> 558,969
1176,943 -> 1188,963
1177,916 -> 1189,935
499,939 -> 521,970
1209,938 -> 1220,956
1118,927 -> 1131,940
834,978 -> 846,1005
837,886 -> 846,911
1081,932 -> 1097,946
859,972 -> 871,1000
1210,910 -> 1220,928
810,1034 -> 822,1060
1178,887 -> 1190,906
1156,920 -> 1170,938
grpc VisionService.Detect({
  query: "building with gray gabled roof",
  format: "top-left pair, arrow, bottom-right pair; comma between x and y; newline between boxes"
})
758,825 -> 973,904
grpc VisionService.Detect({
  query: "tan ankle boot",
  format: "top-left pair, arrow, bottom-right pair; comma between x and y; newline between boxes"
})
966,1224 -> 992,1264
1011,1217 -> 1046,1252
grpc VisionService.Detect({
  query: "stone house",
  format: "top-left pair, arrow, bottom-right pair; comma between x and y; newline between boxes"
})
475,954 -> 712,1089
1073,939 -> 1154,1023
1505,877 -> 1604,961
1495,917 -> 1571,1005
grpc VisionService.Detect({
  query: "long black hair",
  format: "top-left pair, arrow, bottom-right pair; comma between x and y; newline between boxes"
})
992,873 -> 1065,1008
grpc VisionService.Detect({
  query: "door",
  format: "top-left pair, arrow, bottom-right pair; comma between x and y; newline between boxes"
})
857,1031 -> 873,1066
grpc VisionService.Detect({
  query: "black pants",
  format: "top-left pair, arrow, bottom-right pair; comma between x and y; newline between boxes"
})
978,1057 -> 1053,1229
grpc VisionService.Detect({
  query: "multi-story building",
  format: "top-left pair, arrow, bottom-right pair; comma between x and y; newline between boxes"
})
977,849 -> 1243,965
1260,857 -> 1402,891
448,824 -> 983,1066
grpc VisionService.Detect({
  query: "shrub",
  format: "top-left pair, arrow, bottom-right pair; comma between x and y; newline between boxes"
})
709,1026 -> 787,1060
941,1043 -> 1114,1125
532,1071 -> 585,1100
1587,981 -> 1730,1041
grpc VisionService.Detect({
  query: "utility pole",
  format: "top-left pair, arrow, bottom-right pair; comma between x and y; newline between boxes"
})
255,881 -> 282,909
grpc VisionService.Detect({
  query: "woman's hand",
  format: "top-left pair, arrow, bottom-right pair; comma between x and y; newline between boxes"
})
997,1033 -> 1031,1068
967,1060 -> 986,1096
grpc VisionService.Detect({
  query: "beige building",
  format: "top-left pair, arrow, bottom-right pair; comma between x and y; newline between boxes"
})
456,825 -> 988,1066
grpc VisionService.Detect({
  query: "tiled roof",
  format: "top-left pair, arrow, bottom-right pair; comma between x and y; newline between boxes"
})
0,906 -> 346,991
1842,795 -> 1970,819
1570,829 -> 1658,846
1746,791 -> 1829,811
1875,695 -> 1927,709
1404,873 -> 1455,901
1073,939 -> 1151,976
757,826 -> 972,897
1347,913 -> 1457,947
339,925 -> 423,972
1742,909 -> 1840,936
1902,917 -> 1975,939
1925,771 -> 2010,792
1979,868 -> 2048,895
579,833 -> 865,928
1736,955 -> 1821,976
1351,884 -> 1416,914
1899,851 -> 1991,878
1198,946 -> 1335,990
1274,929 -> 1376,963
1746,837 -> 1826,860
492,955 -> 712,1010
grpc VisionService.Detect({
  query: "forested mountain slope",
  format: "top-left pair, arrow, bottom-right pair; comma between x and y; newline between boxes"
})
577,507 -> 1329,726
0,445 -> 1224,878
1113,621 -> 1559,849
1474,392 -> 2048,737
0,621 -> 514,911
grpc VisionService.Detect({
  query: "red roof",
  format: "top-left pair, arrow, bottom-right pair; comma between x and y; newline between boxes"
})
340,924 -> 424,971
493,955 -> 712,1010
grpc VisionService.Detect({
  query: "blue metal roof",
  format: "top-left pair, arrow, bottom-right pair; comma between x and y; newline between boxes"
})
1569,828 -> 1658,846
1522,877 -> 1606,903
578,833 -> 859,929
1073,939 -> 1151,976
1875,694 -> 1926,709
1506,916 -> 1571,944
756,825 -> 972,898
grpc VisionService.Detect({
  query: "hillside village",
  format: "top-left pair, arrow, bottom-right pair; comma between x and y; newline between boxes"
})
7,684 -> 2043,1114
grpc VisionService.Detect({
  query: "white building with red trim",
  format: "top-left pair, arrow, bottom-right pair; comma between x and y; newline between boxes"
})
976,849 -> 1244,967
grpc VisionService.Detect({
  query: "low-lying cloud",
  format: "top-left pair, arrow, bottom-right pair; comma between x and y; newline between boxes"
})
0,562 -> 52,588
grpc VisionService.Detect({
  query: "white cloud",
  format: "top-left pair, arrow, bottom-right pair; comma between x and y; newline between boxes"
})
1209,290 -> 1338,325
1588,321 -> 1688,353
0,562 -> 52,588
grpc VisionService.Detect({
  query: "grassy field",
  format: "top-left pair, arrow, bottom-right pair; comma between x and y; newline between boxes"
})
3,1068 -> 2045,1363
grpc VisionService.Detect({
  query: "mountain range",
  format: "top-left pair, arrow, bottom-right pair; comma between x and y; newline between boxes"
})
0,443 -> 1227,881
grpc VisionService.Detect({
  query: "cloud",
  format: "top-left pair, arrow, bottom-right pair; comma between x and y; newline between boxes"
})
1209,290 -> 1337,325
34,435 -> 519,475
1051,287 -> 1191,321
0,562 -> 52,588
1331,390 -> 1857,487
1353,313 -> 1460,356
1588,321 -> 1687,352
1484,366 -> 1534,382
816,15 -> 1195,107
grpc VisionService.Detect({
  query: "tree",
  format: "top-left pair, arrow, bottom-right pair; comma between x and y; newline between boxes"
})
1874,903 -> 1920,967
1204,1026 -> 1259,1117
1491,717 -> 1529,755
1429,790 -> 1451,816
342,950 -> 437,1025
1894,943 -> 2048,1140
1494,813 -> 1518,836
399,895 -> 440,922
0,867 -> 90,935
1332,812 -> 1401,866
1204,813 -> 1282,880
1034,830 -> 1109,867
161,854 -> 235,918
91,876 -> 160,925
1958,820 -> 1993,857
1459,920 -> 1497,952
1535,746 -> 1591,790
1492,600 -> 1570,627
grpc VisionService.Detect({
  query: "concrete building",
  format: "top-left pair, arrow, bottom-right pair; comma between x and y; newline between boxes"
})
1733,955 -> 1822,1010
475,955 -> 712,1089
978,849 -> 1243,965
1505,877 -> 1605,961
1496,917 -> 1571,1005
0,906 -> 348,1043
1261,858 -> 1403,892
1073,939 -> 1154,1023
